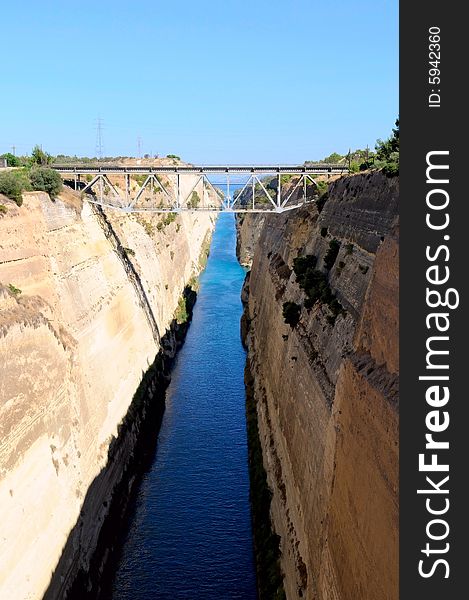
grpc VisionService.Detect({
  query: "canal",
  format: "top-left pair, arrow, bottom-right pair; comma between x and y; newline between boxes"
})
111,213 -> 257,599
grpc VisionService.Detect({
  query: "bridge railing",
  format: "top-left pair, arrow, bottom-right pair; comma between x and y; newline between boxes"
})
52,163 -> 346,173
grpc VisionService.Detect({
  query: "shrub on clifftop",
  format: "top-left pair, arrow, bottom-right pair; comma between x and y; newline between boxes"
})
0,152 -> 20,167
375,118 -> 399,161
368,118 -> 399,176
0,170 -> 30,206
30,167 -> 63,199
0,146 -> 65,205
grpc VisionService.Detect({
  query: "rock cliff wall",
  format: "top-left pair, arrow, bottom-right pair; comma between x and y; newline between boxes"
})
236,213 -> 265,267
240,172 -> 399,600
0,190 -> 214,600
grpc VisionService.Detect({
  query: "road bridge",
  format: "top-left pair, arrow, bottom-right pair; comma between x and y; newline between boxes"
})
53,164 -> 348,213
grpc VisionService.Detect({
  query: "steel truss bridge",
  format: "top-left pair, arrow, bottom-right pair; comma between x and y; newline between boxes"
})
53,164 -> 348,213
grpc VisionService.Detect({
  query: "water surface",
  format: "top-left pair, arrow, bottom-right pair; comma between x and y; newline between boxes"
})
111,213 -> 257,599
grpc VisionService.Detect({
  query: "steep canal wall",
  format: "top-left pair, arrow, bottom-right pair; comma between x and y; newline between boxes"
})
239,171 -> 399,600
111,213 -> 257,600
0,188 -> 215,599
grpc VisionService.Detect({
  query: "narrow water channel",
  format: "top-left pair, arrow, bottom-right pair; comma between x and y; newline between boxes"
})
111,213 -> 257,599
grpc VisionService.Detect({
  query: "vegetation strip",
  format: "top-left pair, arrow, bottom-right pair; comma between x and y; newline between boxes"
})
0,146 -> 63,205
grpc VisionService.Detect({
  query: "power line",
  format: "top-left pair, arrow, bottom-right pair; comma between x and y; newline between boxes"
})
95,117 -> 104,159
137,136 -> 142,158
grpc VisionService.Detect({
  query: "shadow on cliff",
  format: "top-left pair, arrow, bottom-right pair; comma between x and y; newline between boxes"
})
43,287 -> 198,600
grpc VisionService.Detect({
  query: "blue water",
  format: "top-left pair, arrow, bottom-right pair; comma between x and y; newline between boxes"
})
111,213 -> 257,600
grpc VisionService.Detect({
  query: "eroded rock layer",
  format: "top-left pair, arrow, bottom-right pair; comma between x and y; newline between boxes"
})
240,172 -> 399,600
0,190 -> 214,600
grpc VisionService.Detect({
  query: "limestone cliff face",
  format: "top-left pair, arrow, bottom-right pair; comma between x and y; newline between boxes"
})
0,190 -> 214,600
241,172 -> 398,600
236,213 -> 265,267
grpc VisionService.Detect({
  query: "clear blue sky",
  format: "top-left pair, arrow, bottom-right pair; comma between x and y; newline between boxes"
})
1,0 -> 398,163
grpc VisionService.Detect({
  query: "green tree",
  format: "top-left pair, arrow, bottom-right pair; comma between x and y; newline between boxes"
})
375,118 -> 399,161
1,152 -> 20,167
323,152 -> 343,164
374,118 -> 399,176
391,118 -> 399,151
0,171 -> 24,205
31,145 -> 52,166
30,167 -> 63,199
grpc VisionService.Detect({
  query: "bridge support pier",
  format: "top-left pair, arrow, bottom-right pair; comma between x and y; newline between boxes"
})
177,173 -> 181,210
277,173 -> 281,209
126,174 -> 130,205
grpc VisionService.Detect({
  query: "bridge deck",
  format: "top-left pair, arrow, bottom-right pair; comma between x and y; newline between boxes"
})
53,164 -> 347,174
